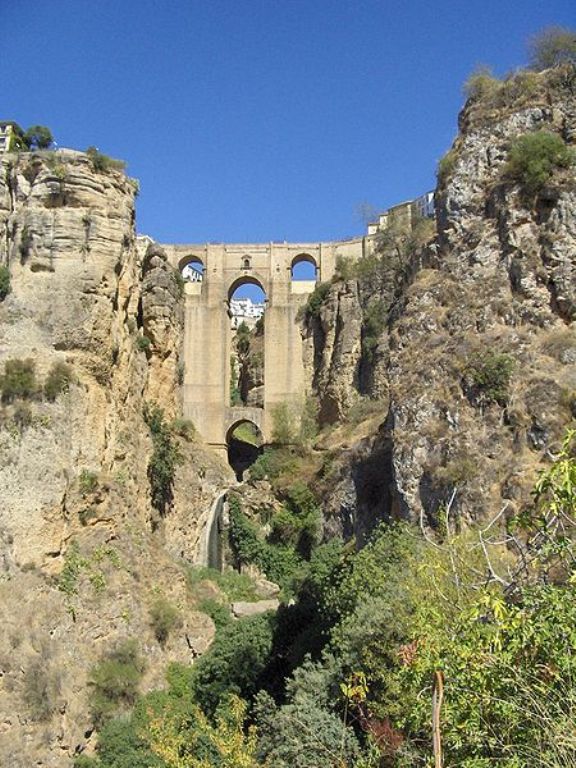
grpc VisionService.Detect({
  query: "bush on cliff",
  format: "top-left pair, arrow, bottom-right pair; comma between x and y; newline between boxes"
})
90,640 -> 145,727
149,597 -> 181,646
0,265 -> 10,300
144,403 -> 182,515
302,280 -> 330,318
464,351 -> 515,407
86,146 -> 126,173
505,130 -> 575,197
44,361 -> 73,401
529,26 -> 576,70
0,358 -> 37,402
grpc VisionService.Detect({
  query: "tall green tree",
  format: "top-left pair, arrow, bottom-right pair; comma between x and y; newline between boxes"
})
24,125 -> 54,149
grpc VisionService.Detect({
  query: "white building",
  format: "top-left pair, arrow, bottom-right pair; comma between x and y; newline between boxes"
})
0,122 -> 21,154
229,298 -> 265,329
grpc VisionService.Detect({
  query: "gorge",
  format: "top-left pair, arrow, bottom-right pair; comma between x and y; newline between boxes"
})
0,58 -> 575,767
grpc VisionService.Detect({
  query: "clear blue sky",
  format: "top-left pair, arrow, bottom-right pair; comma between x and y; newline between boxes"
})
2,1 -> 574,244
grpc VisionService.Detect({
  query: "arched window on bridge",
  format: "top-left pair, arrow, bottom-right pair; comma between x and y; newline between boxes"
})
291,253 -> 318,283
229,276 -> 266,409
180,256 -> 204,283
227,420 -> 263,481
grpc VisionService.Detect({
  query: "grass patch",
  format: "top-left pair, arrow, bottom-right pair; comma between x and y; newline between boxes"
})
186,565 -> 260,602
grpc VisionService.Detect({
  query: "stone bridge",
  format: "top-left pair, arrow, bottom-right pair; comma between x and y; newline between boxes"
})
146,192 -> 433,457
158,238 -> 370,456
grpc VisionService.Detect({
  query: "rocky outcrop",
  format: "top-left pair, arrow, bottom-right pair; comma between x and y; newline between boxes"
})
141,242 -> 184,414
302,281 -> 364,424
0,150 -> 228,766
306,65 -> 576,538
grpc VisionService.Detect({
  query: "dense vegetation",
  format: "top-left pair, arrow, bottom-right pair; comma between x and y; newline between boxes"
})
74,429 -> 576,767
7,122 -> 54,151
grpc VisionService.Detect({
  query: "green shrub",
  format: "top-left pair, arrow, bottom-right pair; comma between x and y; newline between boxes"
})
23,125 -> 53,150
437,148 -> 458,185
19,225 -> 33,261
227,495 -> 302,589
228,495 -> 263,566
463,65 -> 501,100
299,396 -> 319,444
143,403 -> 182,515
57,542 -> 89,597
135,335 -> 151,352
171,418 -> 196,441
198,598 -> 232,630
275,484 -> 322,559
79,712 -> 162,768
257,544 -> 301,593
79,469 -> 99,495
254,662 -> 361,768
361,299 -> 386,362
465,351 -> 515,406
505,130 -> 575,197
12,401 -> 33,430
529,26 -> 576,70
90,640 -> 145,726
172,269 -> 185,295
23,658 -> 61,721
190,613 -> 274,715
86,146 -> 126,174
149,597 -> 181,645
44,361 -> 73,401
333,255 -> 355,281
0,265 -> 10,300
303,281 -> 330,318
0,358 -> 37,402
271,402 -> 296,445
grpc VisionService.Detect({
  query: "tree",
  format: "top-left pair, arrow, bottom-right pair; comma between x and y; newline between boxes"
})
529,26 -> 576,70
24,125 -> 54,150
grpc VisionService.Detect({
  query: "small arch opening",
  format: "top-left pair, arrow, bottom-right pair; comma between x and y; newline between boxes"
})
180,256 -> 204,283
227,421 -> 263,481
291,253 -> 318,281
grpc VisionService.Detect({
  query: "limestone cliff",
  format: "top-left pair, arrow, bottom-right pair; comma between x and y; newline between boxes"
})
0,150 -> 229,766
305,64 -> 576,540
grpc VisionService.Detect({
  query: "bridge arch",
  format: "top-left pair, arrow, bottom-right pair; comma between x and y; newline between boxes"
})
227,273 -> 268,302
179,254 -> 204,282
291,252 -> 318,281
226,418 -> 264,481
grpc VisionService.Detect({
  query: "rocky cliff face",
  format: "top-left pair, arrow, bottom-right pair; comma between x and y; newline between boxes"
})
0,151 -> 229,766
305,65 -> 576,539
